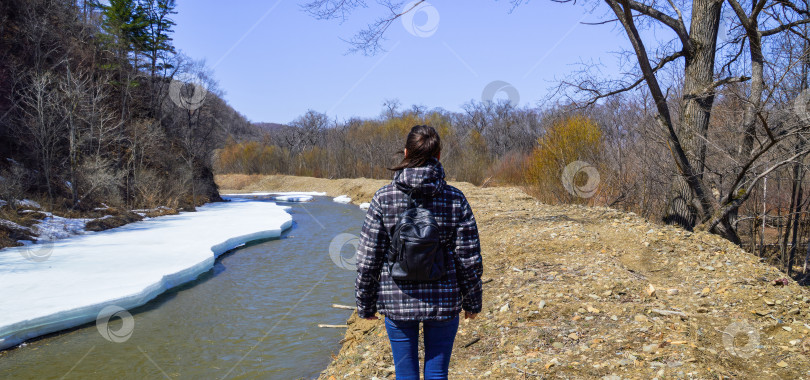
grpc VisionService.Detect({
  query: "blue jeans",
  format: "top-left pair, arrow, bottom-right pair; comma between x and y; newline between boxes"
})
384,316 -> 459,380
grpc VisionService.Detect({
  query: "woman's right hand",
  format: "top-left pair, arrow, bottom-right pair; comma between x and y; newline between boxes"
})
464,311 -> 478,320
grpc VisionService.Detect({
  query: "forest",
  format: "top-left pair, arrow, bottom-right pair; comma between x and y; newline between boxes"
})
0,0 -> 258,216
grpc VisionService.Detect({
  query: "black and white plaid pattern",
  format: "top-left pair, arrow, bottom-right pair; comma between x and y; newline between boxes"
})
355,158 -> 483,320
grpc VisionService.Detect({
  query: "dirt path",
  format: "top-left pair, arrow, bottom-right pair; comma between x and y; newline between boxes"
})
218,174 -> 810,379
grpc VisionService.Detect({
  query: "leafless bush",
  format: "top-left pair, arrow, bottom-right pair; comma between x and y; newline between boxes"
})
76,158 -> 122,207
0,164 -> 30,208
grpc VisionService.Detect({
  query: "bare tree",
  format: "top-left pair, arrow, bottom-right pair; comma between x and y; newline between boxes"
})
548,0 -> 810,244
16,71 -> 66,200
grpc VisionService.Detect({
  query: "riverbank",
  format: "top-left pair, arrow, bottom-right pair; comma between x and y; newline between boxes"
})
217,174 -> 810,379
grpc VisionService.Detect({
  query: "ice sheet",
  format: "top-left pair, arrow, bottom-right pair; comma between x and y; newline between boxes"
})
0,198 -> 292,350
273,194 -> 314,202
333,195 -> 351,204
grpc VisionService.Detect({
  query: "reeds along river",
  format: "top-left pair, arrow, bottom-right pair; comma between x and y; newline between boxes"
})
0,196 -> 364,379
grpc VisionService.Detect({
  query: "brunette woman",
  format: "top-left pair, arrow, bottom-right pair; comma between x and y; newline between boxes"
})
355,125 -> 484,380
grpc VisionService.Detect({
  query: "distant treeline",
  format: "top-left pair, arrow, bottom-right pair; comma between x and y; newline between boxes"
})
214,98 -> 663,212
0,0 -> 258,211
215,91 -> 810,275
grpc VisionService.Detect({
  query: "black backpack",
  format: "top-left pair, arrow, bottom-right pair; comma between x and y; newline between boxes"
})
387,186 -> 446,282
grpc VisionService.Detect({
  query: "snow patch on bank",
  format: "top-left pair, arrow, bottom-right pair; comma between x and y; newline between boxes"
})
0,198 -> 292,350
31,213 -> 91,240
16,199 -> 41,209
333,195 -> 351,204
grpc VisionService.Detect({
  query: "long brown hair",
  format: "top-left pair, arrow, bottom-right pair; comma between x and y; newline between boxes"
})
389,125 -> 442,171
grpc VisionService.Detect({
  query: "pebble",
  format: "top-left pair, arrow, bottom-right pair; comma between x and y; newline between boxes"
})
643,343 -> 659,353
538,300 -> 546,310
617,358 -> 633,366
634,314 -> 648,322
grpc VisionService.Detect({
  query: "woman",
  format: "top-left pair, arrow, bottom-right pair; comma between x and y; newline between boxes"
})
355,125 -> 484,380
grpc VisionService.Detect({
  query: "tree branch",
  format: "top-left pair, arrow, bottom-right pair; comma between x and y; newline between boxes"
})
624,0 -> 690,48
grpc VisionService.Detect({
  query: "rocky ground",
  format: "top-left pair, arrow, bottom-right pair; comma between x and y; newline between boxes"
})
218,173 -> 810,379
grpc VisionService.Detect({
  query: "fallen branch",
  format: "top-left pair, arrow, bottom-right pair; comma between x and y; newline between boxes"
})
331,304 -> 354,310
462,337 -> 480,348
318,324 -> 349,328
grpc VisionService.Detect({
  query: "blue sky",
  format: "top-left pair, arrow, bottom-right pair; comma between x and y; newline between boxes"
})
172,1 -> 630,124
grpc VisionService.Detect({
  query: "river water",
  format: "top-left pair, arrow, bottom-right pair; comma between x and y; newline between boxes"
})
0,196 -> 365,379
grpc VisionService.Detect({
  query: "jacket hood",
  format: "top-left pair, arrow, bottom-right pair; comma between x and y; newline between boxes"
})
393,157 -> 446,196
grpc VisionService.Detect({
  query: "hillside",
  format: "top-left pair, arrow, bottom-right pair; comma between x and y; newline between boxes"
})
218,174 -> 810,379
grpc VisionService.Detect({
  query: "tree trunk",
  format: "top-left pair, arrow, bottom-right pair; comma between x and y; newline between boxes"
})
663,0 -> 723,231
788,177 -> 803,276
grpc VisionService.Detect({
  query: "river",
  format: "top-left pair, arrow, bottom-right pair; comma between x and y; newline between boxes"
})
0,196 -> 364,379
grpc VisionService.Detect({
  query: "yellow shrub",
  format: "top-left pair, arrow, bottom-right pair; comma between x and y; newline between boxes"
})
526,115 -> 603,203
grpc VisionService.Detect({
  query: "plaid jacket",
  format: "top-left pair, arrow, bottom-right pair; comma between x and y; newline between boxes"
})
355,158 -> 483,320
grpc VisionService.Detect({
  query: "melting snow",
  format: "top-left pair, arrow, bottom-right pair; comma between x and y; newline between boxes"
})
15,199 -> 41,209
0,197 -> 292,350
333,195 -> 351,204
273,194 -> 313,202
31,213 -> 91,241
